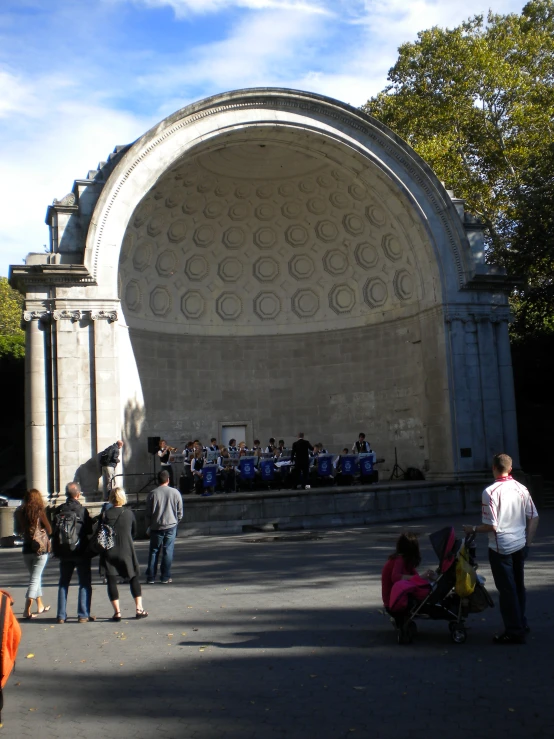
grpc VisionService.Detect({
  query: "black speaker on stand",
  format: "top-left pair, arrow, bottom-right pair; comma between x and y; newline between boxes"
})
147,436 -> 161,485
148,436 -> 161,455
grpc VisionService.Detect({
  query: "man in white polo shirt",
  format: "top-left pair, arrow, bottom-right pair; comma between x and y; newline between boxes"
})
463,452 -> 539,644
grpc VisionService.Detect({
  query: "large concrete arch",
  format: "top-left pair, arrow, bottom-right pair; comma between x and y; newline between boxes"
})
10,88 -> 519,498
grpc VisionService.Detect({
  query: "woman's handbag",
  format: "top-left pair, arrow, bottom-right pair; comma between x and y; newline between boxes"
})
31,519 -> 51,555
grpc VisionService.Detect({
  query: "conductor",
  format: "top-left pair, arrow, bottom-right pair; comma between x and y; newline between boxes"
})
291,432 -> 314,490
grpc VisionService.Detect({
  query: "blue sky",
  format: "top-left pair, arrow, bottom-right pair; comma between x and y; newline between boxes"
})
0,0 -> 526,277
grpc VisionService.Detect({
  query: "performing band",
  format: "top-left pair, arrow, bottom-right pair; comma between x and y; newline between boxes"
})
153,433 -> 383,497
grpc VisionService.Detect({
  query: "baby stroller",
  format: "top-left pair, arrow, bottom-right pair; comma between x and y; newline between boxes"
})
388,526 -> 494,645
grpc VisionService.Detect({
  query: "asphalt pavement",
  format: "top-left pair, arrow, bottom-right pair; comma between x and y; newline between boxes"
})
1,510 -> 553,739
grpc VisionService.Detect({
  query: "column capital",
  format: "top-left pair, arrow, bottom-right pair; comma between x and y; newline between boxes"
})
23,310 -> 50,323
90,310 -> 118,323
53,309 -> 83,322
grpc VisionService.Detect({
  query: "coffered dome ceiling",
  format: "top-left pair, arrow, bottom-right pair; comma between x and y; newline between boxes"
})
119,141 -> 427,336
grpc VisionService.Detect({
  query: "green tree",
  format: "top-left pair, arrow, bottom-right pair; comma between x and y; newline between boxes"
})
363,0 -> 554,335
0,276 -> 25,359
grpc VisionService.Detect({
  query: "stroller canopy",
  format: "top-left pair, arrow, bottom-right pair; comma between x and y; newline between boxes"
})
429,526 -> 461,573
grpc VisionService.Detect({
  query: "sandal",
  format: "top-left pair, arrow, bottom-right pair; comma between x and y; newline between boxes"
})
23,613 -> 38,620
111,612 -> 122,622
37,606 -> 51,614
135,609 -> 149,619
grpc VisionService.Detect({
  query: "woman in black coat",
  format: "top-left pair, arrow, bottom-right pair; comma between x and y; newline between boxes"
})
100,487 -> 148,621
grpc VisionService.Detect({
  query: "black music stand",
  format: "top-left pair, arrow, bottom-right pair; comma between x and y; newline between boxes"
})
389,447 -> 405,480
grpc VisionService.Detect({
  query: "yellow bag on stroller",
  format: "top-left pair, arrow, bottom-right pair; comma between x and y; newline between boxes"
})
455,544 -> 477,597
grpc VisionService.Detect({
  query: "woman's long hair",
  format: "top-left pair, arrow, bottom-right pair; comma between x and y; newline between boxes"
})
388,532 -> 421,569
20,488 -> 45,530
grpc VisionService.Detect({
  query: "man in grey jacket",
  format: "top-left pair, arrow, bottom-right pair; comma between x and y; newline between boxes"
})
145,469 -> 183,584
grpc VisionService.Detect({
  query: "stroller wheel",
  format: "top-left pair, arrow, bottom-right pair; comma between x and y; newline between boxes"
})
449,622 -> 467,644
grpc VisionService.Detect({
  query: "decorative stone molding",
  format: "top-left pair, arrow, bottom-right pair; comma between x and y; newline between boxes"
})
53,310 -> 83,322
52,193 -> 76,206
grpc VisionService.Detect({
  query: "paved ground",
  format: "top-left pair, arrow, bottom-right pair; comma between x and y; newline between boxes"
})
1,510 -> 553,739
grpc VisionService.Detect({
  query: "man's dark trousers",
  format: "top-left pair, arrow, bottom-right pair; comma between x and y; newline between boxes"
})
488,546 -> 527,637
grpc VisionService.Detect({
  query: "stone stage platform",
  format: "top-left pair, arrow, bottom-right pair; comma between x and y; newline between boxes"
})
126,478 -> 487,538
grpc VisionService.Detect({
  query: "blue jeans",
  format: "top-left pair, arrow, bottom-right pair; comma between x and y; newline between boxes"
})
146,526 -> 177,582
488,546 -> 527,637
23,553 -> 49,599
57,558 -> 92,621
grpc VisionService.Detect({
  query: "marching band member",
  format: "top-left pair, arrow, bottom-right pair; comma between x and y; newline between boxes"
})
208,438 -> 219,452
265,438 -> 276,454
217,447 -> 235,493
352,433 -> 372,454
190,448 -> 205,494
158,439 -> 175,487
227,439 -> 238,453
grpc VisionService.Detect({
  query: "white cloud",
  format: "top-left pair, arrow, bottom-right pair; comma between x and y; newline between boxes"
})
0,71 -> 152,276
130,0 -> 332,16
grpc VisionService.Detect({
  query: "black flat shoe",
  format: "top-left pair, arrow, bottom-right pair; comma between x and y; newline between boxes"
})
111,612 -> 122,622
136,610 -> 149,619
493,632 -> 525,644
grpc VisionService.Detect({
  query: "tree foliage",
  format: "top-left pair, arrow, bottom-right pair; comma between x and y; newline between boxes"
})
363,0 -> 554,337
0,276 -> 25,359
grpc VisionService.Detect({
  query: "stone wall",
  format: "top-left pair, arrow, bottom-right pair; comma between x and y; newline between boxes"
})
124,308 -> 451,479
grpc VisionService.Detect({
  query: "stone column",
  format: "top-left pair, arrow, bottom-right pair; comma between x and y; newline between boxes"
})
495,318 -> 520,466
23,312 -> 50,499
53,310 -> 93,495
463,318 -> 487,470
447,317 -> 474,474
476,315 -> 504,461
92,311 -> 121,491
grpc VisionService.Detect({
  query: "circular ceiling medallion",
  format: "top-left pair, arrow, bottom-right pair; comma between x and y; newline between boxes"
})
253,226 -> 276,250
204,200 -> 225,219
182,193 -> 204,215
343,213 -> 365,236
316,220 -> 339,243
330,191 -> 350,209
255,203 -> 275,221
329,284 -> 356,314
307,197 -> 326,215
193,224 -> 215,247
382,233 -> 403,261
366,203 -> 386,227
393,269 -> 414,301
254,291 -> 281,320
132,241 -> 153,272
125,280 -> 142,312
363,277 -> 388,308
156,250 -> 178,277
229,202 -> 250,221
150,286 -> 172,317
256,184 -> 274,199
289,254 -> 315,280
292,288 -> 319,318
282,201 -> 303,219
355,241 -> 379,270
323,249 -> 348,275
254,256 -> 280,282
181,290 -> 205,319
223,226 -> 245,249
349,183 -> 368,201
216,292 -> 242,320
285,225 -> 309,247
185,255 -> 209,281
167,219 -> 187,243
218,257 -> 243,283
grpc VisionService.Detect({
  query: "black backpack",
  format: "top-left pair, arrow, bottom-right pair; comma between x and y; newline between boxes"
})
53,510 -> 81,553
99,447 -> 111,467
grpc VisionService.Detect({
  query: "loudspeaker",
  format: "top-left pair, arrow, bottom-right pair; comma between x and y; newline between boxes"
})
147,436 -> 161,455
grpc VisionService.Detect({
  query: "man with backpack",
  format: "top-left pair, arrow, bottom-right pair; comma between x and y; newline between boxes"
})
53,482 -> 95,624
100,440 -> 124,500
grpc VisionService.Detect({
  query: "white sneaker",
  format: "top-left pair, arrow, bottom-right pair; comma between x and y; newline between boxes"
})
305,485 -> 311,489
